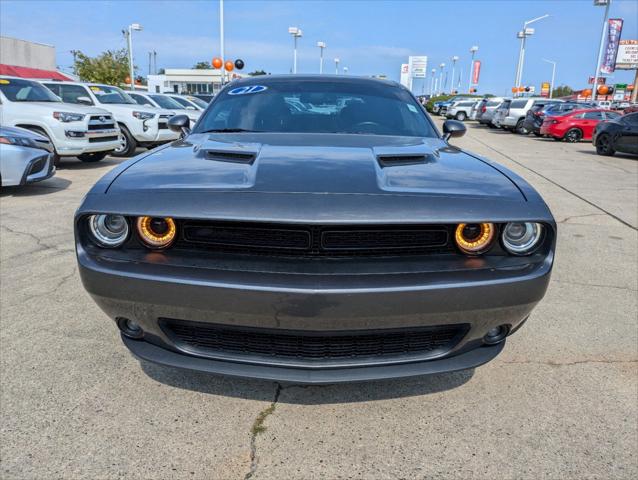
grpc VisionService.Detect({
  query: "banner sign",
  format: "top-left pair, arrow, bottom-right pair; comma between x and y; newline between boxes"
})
541,82 -> 551,98
600,19 -> 623,74
471,60 -> 481,84
615,40 -> 638,70
408,56 -> 427,78
399,64 -> 410,88
588,76 -> 606,85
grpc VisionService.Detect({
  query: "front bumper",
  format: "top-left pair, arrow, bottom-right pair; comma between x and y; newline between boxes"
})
78,241 -> 553,382
57,129 -> 121,156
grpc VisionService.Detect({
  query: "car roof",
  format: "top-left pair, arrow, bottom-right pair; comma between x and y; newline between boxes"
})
225,74 -> 401,89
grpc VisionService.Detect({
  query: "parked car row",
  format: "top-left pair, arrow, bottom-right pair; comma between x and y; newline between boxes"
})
0,76 -> 205,184
433,94 -> 638,157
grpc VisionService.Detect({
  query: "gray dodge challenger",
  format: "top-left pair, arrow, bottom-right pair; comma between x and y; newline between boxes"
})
75,75 -> 555,383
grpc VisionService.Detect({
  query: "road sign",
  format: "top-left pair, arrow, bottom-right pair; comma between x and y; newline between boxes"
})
408,56 -> 428,78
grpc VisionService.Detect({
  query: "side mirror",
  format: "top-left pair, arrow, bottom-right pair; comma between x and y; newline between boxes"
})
168,114 -> 191,137
77,96 -> 93,105
442,120 -> 466,141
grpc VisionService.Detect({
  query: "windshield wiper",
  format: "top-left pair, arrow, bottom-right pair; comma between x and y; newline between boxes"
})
201,128 -> 262,133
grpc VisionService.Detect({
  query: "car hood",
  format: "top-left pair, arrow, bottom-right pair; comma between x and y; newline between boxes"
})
107,133 -> 522,200
6,101 -> 112,116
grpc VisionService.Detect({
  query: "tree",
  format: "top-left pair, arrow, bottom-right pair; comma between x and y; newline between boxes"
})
248,69 -> 267,76
72,49 -> 130,85
552,85 -> 573,98
193,61 -> 211,70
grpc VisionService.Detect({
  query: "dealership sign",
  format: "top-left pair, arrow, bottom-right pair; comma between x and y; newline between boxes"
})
400,63 -> 410,88
408,56 -> 428,78
600,19 -> 623,74
471,60 -> 481,84
616,40 -> 638,70
541,82 -> 551,98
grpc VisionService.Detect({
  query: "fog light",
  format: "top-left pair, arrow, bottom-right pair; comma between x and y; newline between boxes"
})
117,317 -> 144,339
484,325 -> 509,344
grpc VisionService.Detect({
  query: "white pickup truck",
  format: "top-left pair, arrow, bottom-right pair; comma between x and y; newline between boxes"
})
0,76 -> 121,163
41,81 -> 179,157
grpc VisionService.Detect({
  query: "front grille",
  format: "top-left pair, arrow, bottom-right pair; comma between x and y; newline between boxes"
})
179,221 -> 453,257
88,115 -> 115,130
88,136 -> 119,143
158,114 -> 171,130
162,319 -> 467,362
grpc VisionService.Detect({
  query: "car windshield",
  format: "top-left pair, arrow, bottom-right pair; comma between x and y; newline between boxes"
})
0,78 -> 60,102
90,85 -> 136,104
169,96 -> 193,108
149,94 -> 184,110
195,80 -> 437,137
188,97 -> 208,109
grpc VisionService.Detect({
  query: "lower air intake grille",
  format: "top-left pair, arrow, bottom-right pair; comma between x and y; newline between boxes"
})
161,319 -> 466,362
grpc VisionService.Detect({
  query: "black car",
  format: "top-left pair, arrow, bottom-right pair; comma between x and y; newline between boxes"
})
592,112 -> 638,156
523,101 -> 595,136
75,75 -> 555,383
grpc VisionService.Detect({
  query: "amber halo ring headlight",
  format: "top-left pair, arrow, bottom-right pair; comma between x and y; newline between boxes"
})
455,223 -> 495,255
136,216 -> 176,249
502,222 -> 543,255
88,214 -> 129,247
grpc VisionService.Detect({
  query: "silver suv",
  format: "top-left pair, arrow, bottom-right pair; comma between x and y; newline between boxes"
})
445,100 -> 476,121
495,97 -> 551,134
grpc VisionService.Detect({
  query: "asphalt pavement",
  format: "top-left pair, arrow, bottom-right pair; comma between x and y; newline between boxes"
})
1,119 -> 636,479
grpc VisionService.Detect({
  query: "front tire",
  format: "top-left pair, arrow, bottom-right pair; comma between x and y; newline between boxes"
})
78,151 -> 109,162
564,128 -> 583,143
595,133 -> 615,156
455,112 -> 467,121
515,119 -> 529,135
112,125 -> 137,157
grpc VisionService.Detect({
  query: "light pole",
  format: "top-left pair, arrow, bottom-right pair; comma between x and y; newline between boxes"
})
125,23 -> 142,91
220,0 -> 225,84
592,0 -> 611,101
468,46 -> 478,93
430,68 -> 436,96
288,27 -> 303,74
514,14 -> 549,96
334,58 -> 340,75
438,63 -> 445,95
317,41 -> 326,74
450,56 -> 459,94
542,58 -> 557,98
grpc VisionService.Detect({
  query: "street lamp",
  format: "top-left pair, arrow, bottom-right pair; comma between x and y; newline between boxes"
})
334,58 -> 340,75
542,58 -> 557,98
592,0 -> 611,101
317,41 -> 326,74
430,68 -> 436,96
468,45 -> 478,93
124,23 -> 143,91
343,66 -> 348,75
450,56 -> 459,94
288,27 -> 303,74
438,63 -> 445,95
514,14 -> 549,96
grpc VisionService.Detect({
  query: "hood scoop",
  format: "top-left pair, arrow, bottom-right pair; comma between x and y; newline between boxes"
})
199,139 -> 262,164
376,154 -> 434,168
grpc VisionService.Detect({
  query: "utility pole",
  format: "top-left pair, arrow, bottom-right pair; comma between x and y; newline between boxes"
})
153,51 -> 157,74
542,58 -> 557,98
148,52 -> 152,77
335,58 -> 340,75
592,0 -> 611,101
450,56 -> 458,94
317,41 -> 326,74
220,0 -> 225,84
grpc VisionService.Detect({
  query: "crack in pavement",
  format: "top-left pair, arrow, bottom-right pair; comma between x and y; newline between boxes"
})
245,383 -> 282,480
500,359 -> 637,367
18,265 -> 78,304
0,224 -> 73,255
557,213 -> 606,224
551,279 -> 638,292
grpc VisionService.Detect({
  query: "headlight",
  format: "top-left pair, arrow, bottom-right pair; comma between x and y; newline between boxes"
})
88,214 -> 129,247
132,111 -> 156,120
136,216 -> 176,249
502,222 -> 543,255
53,111 -> 85,122
455,223 -> 495,255
0,135 -> 37,149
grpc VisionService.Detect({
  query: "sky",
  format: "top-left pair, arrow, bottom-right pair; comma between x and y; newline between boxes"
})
1,0 -> 637,96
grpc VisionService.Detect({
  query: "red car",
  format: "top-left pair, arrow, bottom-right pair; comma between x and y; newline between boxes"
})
540,109 -> 622,142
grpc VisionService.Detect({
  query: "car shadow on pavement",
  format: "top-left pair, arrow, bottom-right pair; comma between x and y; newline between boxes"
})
56,157 -> 124,170
0,176 -> 71,196
140,361 -> 474,404
576,149 -> 637,160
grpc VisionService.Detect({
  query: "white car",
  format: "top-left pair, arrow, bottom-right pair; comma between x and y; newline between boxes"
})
0,76 -> 121,163
165,94 -> 208,111
445,100 -> 477,121
41,81 -> 179,157
127,92 -> 201,124
1,125 -> 55,186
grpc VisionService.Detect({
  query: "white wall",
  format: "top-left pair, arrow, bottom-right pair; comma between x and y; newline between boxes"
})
0,36 -> 56,70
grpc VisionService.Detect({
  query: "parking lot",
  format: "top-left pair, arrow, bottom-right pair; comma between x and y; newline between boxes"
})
1,119 -> 636,479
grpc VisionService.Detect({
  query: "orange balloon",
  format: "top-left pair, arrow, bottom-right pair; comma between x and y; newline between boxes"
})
597,85 -> 609,95
511,87 -> 517,93
627,84 -> 634,91
224,61 -> 234,72
212,57 -> 223,69
582,89 -> 592,97
125,76 -> 131,84
518,86 -> 525,93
